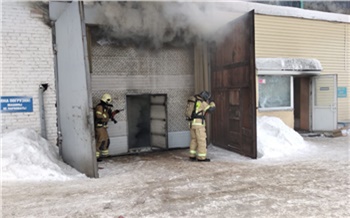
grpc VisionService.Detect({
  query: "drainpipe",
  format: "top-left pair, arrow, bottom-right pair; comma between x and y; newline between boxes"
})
39,83 -> 48,139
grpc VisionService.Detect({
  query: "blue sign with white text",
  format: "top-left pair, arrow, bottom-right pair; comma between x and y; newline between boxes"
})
337,87 -> 347,98
0,96 -> 33,113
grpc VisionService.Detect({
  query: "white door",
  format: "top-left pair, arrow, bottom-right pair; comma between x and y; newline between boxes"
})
55,2 -> 97,177
312,75 -> 337,131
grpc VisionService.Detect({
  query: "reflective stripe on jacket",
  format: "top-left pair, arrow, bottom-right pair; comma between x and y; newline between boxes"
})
95,105 -> 110,128
190,97 -> 215,127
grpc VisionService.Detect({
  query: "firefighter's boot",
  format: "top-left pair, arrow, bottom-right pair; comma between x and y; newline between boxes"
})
197,158 -> 210,162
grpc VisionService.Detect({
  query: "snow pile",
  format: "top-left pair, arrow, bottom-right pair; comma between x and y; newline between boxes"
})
341,126 -> 350,136
257,116 -> 308,159
1,129 -> 86,181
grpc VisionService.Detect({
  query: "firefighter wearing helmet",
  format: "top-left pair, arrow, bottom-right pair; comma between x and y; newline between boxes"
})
187,90 -> 216,162
94,93 -> 120,162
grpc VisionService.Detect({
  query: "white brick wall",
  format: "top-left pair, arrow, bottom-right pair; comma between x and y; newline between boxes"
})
1,2 -> 57,145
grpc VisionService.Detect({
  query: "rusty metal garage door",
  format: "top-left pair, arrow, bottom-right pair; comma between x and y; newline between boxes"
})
210,11 -> 257,158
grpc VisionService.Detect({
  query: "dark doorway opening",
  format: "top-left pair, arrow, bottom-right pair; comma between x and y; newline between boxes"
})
127,94 -> 168,152
127,95 -> 151,149
294,76 -> 311,131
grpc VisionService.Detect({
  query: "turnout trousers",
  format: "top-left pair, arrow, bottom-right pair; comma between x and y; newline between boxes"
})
189,125 -> 207,160
95,127 -> 109,158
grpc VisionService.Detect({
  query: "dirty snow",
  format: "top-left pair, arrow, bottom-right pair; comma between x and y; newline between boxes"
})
1,116 -> 350,217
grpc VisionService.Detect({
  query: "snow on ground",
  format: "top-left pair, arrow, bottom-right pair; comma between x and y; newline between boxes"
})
2,116 -> 312,181
1,116 -> 350,217
257,116 -> 309,160
1,129 -> 86,181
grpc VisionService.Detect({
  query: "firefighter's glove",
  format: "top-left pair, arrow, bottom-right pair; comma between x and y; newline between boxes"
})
208,101 -> 216,112
111,110 -> 119,117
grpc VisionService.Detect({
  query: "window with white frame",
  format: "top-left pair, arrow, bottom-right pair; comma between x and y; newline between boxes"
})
258,75 -> 293,110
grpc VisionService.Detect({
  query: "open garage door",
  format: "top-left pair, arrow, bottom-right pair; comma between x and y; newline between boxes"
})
55,2 -> 97,177
211,11 -> 257,158
150,94 -> 168,149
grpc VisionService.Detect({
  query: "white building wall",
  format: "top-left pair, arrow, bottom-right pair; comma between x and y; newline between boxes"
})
1,2 -> 57,145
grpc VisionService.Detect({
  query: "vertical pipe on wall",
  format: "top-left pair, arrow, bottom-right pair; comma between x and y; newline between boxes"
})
51,22 -> 63,150
39,83 -> 48,139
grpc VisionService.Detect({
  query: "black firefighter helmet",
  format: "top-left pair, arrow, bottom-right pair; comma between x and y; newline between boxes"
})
199,91 -> 211,101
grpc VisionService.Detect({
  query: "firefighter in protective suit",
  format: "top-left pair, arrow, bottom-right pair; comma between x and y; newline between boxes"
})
94,93 -> 120,162
189,91 -> 216,162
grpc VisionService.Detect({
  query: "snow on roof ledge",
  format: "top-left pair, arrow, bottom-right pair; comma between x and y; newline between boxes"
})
256,58 -> 323,71
233,1 -> 350,23
257,6 -> 349,24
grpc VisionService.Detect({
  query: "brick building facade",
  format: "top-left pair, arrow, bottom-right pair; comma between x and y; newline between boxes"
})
1,2 -> 57,145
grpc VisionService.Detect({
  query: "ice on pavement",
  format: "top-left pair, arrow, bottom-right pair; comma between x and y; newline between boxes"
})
0,116 -> 343,181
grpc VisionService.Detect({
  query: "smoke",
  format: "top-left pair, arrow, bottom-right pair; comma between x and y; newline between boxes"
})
30,1 -> 349,49
93,2 -> 243,48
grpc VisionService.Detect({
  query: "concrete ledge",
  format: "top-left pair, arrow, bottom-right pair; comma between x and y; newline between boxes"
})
108,131 -> 190,156
338,120 -> 350,128
109,136 -> 128,155
168,131 -> 190,148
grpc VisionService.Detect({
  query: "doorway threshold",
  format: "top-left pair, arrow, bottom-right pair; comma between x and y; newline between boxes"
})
297,131 -> 322,137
